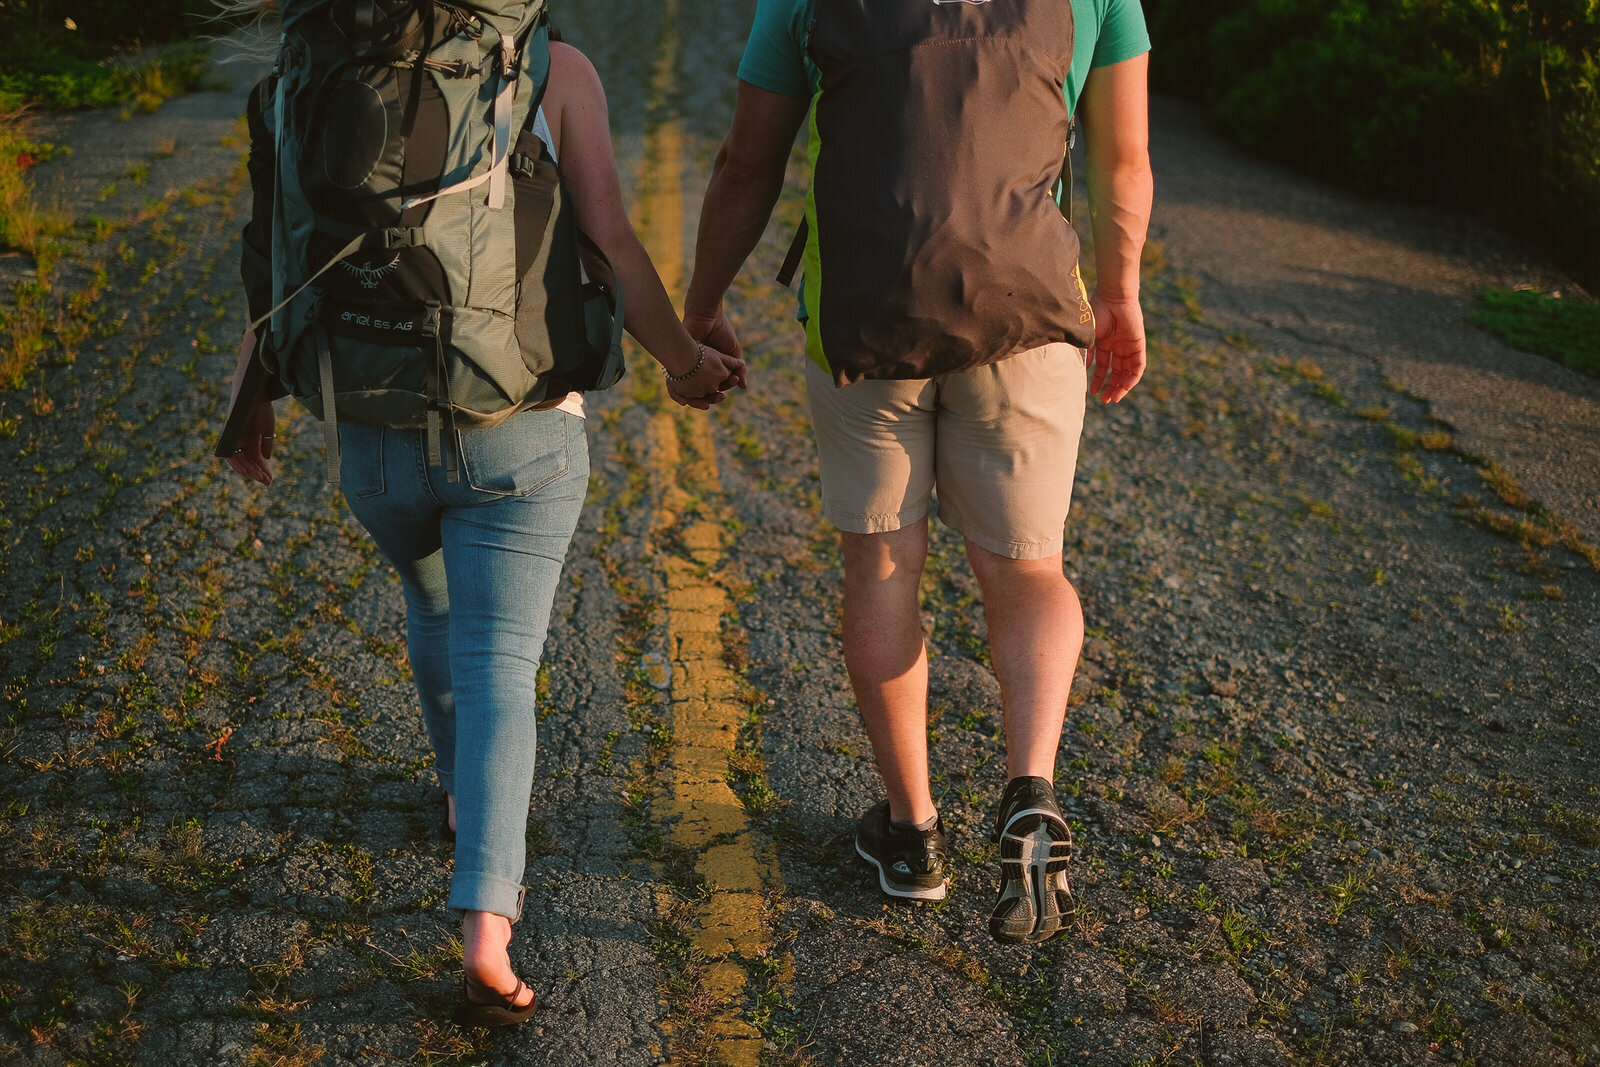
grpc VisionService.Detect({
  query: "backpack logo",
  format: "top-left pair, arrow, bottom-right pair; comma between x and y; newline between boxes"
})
932,0 -> 991,5
339,254 -> 401,289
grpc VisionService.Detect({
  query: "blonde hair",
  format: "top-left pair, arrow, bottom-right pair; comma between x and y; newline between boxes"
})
206,0 -> 281,62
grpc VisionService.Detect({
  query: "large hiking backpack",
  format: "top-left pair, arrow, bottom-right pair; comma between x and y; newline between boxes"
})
236,0 -> 624,486
781,0 -> 1096,387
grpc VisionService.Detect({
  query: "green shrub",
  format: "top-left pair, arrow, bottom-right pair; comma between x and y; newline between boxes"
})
0,0 -> 221,60
1472,289 -> 1600,377
1145,0 -> 1600,294
0,41 -> 212,112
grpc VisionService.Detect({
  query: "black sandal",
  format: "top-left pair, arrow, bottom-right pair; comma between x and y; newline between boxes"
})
452,976 -> 538,1027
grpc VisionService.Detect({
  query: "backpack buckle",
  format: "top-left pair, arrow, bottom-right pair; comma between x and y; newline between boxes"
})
383,227 -> 423,250
508,152 -> 536,180
420,300 -> 442,338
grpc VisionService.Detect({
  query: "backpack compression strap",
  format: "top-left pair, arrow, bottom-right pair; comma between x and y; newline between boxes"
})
314,326 -> 342,489
400,29 -> 523,212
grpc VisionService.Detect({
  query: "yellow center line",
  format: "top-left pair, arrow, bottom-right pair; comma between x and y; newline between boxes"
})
630,4 -> 776,1064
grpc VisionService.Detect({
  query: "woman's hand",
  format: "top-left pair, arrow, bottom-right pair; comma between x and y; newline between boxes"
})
226,397 -> 277,485
665,342 -> 746,410
224,329 -> 276,485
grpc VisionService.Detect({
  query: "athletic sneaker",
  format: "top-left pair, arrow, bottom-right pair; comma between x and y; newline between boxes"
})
990,775 -> 1074,943
855,800 -> 949,901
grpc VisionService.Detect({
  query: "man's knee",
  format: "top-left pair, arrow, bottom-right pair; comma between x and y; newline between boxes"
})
965,539 -> 1065,588
841,521 -> 929,585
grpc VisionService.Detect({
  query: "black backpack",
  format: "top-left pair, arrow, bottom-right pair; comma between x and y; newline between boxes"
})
778,0 -> 1095,386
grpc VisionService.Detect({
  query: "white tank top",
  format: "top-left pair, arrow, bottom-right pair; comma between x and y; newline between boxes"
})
530,106 -> 587,421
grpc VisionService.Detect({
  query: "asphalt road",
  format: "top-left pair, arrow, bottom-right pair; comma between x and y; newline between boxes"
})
2,5 -> 1597,1066
1145,96 -> 1600,544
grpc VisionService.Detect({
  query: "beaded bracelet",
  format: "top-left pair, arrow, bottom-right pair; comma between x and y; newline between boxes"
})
663,343 -> 707,384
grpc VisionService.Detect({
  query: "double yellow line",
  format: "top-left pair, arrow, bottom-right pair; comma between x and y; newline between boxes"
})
630,3 -> 778,1063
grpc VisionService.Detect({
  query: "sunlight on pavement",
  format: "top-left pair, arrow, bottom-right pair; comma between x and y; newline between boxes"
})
630,2 -> 779,1061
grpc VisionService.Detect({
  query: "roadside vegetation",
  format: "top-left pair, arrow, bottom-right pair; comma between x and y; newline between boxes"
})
1472,288 -> 1600,379
0,114 -> 73,255
0,0 -> 219,112
1144,0 -> 1600,297
0,0 -> 221,253
1,1 -> 228,389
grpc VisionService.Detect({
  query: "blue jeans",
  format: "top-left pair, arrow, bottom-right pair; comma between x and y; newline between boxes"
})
339,408 -> 588,921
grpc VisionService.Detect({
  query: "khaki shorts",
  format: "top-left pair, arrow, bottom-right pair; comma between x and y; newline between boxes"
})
804,343 -> 1088,560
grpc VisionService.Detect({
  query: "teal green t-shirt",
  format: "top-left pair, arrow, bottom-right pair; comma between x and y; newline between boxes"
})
736,0 -> 1150,112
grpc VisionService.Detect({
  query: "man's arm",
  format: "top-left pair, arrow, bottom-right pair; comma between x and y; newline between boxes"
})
683,80 -> 810,351
1080,53 -> 1152,404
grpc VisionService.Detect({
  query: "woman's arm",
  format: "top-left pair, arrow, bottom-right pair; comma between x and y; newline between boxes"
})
224,79 -> 279,485
546,43 -> 745,406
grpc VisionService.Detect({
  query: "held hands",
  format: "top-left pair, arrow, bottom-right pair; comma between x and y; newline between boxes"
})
682,305 -> 742,368
671,304 -> 747,409
665,340 -> 746,410
1086,292 -> 1147,404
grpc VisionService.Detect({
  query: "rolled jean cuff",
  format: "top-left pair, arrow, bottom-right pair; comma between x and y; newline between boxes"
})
449,875 -> 526,923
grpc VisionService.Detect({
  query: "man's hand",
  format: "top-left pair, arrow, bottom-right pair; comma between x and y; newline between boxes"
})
683,304 -> 747,392
1086,293 -> 1146,404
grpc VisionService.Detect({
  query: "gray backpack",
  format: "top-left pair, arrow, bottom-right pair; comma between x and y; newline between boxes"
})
223,0 -> 624,486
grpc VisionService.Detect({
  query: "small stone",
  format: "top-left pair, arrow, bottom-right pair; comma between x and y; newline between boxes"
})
1207,676 -> 1240,698
1392,1021 -> 1418,1033
1151,834 -> 1161,847
1544,874 -> 1564,885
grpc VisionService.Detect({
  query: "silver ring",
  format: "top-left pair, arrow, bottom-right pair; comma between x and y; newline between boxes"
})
262,434 -> 277,440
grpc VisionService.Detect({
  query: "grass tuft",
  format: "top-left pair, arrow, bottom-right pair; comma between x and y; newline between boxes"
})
0,111 -> 73,254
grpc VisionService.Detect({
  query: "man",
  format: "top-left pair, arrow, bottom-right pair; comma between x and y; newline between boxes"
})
684,0 -> 1152,943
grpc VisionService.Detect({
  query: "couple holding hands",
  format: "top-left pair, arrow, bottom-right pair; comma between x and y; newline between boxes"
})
223,0 -> 1150,1028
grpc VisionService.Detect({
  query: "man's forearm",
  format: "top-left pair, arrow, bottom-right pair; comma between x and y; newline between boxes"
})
685,143 -> 788,319
1085,155 -> 1152,301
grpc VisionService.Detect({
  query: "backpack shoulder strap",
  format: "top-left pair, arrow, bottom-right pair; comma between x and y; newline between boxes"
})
777,219 -> 808,288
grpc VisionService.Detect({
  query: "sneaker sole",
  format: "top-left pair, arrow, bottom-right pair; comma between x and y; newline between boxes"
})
990,808 -> 1073,943
855,837 -> 949,901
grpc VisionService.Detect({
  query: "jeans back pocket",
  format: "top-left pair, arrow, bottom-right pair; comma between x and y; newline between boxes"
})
338,422 -> 387,500
456,409 -> 571,497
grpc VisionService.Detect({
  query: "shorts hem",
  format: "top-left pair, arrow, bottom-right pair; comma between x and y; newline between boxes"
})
940,515 -> 1064,561
823,501 -> 930,536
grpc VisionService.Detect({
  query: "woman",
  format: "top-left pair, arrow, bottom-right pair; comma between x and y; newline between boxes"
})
224,19 -> 743,1025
